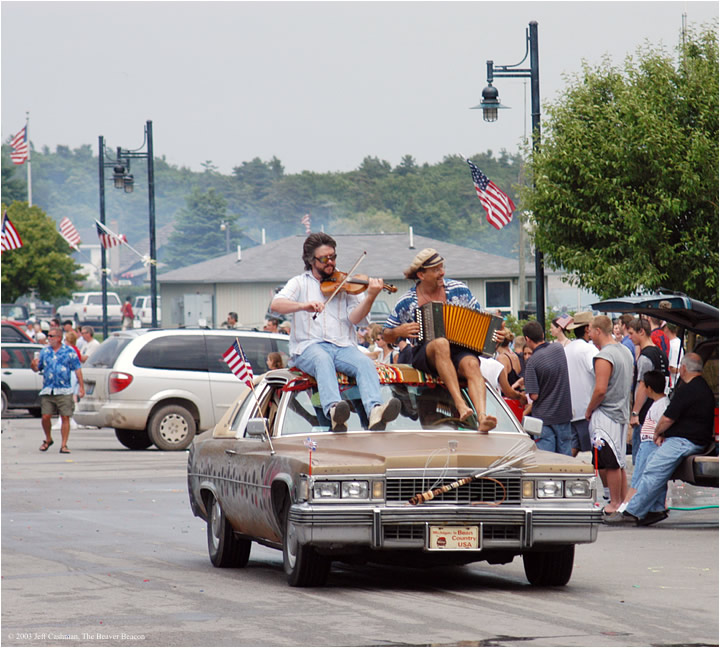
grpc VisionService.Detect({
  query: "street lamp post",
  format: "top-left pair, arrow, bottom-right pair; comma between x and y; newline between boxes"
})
220,220 -> 230,254
472,20 -> 545,330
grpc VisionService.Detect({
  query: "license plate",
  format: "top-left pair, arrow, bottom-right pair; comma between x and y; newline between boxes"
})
428,525 -> 480,550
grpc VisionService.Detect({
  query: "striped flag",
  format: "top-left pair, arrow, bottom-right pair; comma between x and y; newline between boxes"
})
466,159 -> 515,230
222,340 -> 254,388
301,213 -> 311,234
10,126 -> 29,165
1,210 -> 23,253
95,220 -> 127,249
59,217 -> 81,249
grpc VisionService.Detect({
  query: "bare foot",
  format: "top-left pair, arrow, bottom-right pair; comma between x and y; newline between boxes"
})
478,414 -> 497,432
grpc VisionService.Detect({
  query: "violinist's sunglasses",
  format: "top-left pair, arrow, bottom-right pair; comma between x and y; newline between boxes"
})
314,253 -> 337,264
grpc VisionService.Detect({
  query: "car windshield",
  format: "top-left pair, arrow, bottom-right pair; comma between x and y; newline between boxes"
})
85,336 -> 134,368
279,383 -> 519,436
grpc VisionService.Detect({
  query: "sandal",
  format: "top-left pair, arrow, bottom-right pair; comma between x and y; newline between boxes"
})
59,446 -> 71,454
39,439 -> 54,451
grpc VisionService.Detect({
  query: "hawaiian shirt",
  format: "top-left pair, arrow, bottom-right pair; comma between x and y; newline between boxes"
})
383,278 -> 480,341
38,344 -> 82,396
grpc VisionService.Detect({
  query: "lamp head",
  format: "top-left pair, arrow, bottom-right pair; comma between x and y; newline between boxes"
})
470,83 -> 510,122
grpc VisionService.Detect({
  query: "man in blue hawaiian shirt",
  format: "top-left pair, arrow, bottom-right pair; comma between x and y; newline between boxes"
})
31,326 -> 85,454
383,248 -> 497,432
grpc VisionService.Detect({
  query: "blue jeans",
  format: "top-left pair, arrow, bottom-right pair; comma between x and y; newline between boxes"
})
536,422 -> 573,456
627,437 -> 706,518
631,424 -> 641,464
630,440 -> 658,489
293,342 -> 382,418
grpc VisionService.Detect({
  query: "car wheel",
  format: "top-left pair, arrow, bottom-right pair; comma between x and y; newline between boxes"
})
28,407 -> 42,418
1,390 -> 8,417
115,428 -> 153,450
522,545 -> 575,586
282,499 -> 330,587
148,404 -> 196,451
206,493 -> 251,568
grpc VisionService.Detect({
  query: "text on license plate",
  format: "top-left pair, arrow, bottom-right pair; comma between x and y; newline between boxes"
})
428,525 -> 480,550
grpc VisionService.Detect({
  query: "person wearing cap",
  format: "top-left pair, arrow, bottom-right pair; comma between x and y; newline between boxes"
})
382,248 -> 497,432
271,232 -> 401,432
564,311 -> 599,457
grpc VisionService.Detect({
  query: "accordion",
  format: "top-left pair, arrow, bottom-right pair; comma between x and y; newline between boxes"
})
416,302 -> 504,357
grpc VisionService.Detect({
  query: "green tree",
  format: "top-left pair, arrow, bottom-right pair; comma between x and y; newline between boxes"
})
164,188 -> 239,268
1,152 -> 27,203
0,202 -> 84,302
521,25 -> 718,305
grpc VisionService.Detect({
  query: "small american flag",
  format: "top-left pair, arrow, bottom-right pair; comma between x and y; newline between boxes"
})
301,213 -> 311,234
223,340 -> 254,388
10,126 -> 28,165
466,159 -> 515,230
59,217 -> 81,249
303,437 -> 318,452
95,220 -> 127,249
1,210 -> 23,253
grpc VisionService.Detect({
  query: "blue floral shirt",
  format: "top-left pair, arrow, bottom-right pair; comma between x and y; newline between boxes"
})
383,279 -> 480,334
38,344 -> 81,396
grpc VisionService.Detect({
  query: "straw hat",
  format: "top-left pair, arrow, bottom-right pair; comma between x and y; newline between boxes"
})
404,248 -> 445,280
567,311 -> 593,329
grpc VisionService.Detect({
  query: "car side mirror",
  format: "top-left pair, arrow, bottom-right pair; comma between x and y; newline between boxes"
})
523,416 -> 543,438
246,417 -> 269,439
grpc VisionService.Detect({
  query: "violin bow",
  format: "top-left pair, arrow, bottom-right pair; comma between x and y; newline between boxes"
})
312,250 -> 367,320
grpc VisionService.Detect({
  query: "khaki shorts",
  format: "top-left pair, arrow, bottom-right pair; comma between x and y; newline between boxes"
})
40,394 -> 75,417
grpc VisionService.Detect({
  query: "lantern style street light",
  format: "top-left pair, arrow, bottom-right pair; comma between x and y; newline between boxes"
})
471,20 -> 545,330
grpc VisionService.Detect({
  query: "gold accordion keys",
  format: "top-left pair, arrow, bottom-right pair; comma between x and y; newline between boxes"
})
416,302 -> 504,357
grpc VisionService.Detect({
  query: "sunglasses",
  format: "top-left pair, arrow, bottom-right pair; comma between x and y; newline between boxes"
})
314,254 -> 337,264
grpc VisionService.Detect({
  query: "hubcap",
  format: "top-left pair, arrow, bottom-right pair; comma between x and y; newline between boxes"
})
210,500 -> 222,551
285,517 -> 298,569
159,413 -> 189,443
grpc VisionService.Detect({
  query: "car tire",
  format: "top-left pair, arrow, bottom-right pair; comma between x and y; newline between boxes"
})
206,493 -> 251,568
148,404 -> 196,451
115,428 -> 153,450
522,545 -> 575,586
282,499 -> 330,587
1,390 -> 8,417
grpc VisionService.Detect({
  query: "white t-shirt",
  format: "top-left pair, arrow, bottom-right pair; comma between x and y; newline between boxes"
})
277,271 -> 369,358
83,337 -> 101,361
667,337 -> 683,389
640,395 -> 670,442
564,338 -> 598,422
479,356 -> 504,393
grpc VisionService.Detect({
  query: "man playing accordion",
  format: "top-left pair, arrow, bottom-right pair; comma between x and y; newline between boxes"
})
382,248 -> 497,432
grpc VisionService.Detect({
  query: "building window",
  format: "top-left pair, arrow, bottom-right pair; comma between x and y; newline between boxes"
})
486,281 -> 511,309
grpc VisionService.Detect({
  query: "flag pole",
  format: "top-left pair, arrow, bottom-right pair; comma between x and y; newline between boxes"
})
94,219 -> 156,268
25,112 -> 32,206
236,337 -> 276,455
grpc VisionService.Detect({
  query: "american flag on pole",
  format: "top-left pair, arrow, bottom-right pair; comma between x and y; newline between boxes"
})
10,126 -> 29,165
222,340 -> 254,388
1,210 -> 23,253
59,217 -> 81,249
95,220 -> 127,249
301,213 -> 311,234
466,159 -> 515,230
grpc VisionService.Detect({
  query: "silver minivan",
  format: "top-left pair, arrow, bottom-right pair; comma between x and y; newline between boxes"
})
75,329 -> 289,450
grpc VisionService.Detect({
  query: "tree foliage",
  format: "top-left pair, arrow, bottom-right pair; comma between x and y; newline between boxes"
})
521,24 -> 718,305
0,202 -> 84,302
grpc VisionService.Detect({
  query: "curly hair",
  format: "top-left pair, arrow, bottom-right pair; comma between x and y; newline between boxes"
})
302,232 -> 337,270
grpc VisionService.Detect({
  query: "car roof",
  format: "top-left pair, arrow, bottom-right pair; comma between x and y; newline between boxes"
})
1,342 -> 44,349
592,295 -> 719,336
106,327 -> 288,340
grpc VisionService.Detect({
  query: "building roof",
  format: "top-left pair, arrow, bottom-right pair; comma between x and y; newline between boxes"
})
158,232 -> 534,285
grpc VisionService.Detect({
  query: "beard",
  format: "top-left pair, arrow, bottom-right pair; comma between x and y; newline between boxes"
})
319,266 -> 336,281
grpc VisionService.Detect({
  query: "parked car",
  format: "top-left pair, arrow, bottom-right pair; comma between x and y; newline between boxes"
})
133,295 -> 162,327
74,329 -> 290,451
16,296 -> 55,320
369,300 -> 391,325
1,342 -> 44,417
1,322 -> 33,343
593,293 -> 718,487
57,291 -> 122,328
1,303 -> 29,324
188,366 -> 602,587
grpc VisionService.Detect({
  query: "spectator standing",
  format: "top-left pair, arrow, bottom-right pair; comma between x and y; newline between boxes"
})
264,317 -> 280,333
618,314 -> 636,359
221,312 -> 238,329
648,315 -> 670,357
80,326 -> 101,363
550,315 -> 573,347
121,297 -> 134,330
513,335 -> 527,377
607,353 -> 714,526
495,328 -> 523,389
30,326 -> 85,454
664,323 -> 684,391
266,352 -> 285,370
522,320 -> 573,455
279,321 -> 291,335
585,315 -> 634,514
62,320 -> 74,340
563,311 -> 599,457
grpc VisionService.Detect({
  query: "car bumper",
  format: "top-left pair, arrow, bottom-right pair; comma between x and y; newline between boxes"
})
74,400 -> 150,430
289,503 -> 601,550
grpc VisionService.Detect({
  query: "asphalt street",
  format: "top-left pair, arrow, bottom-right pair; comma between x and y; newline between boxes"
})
2,412 -> 718,648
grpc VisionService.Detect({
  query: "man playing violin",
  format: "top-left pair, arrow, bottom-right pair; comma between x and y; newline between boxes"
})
382,248 -> 497,432
271,232 -> 401,432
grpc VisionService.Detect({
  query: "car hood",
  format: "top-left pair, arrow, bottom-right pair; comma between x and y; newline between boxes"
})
592,295 -> 719,337
269,431 -> 593,475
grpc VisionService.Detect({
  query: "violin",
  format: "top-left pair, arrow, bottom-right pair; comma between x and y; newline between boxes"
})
320,270 -> 397,296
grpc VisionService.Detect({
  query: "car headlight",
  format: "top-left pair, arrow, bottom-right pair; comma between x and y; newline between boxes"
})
341,481 -> 369,499
536,479 -> 564,498
565,479 -> 592,498
313,481 -> 340,499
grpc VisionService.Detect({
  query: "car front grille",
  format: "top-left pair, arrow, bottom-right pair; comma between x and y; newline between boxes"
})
386,475 -> 522,505
382,524 -> 521,543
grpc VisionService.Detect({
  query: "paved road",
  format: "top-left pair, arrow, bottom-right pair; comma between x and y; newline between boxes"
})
2,413 -> 718,647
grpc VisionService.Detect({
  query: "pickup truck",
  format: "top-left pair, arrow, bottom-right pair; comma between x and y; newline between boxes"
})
57,292 -> 122,328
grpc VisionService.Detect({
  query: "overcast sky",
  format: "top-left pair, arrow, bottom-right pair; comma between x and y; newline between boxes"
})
2,1 -> 717,175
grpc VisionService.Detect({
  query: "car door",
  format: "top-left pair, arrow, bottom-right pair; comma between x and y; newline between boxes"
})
2,346 -> 43,407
